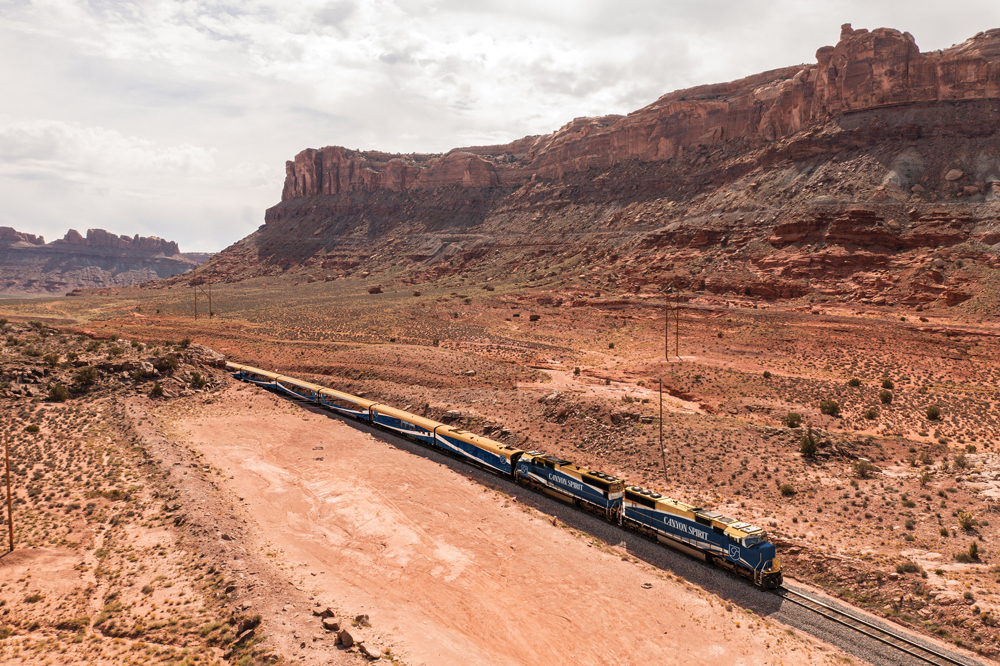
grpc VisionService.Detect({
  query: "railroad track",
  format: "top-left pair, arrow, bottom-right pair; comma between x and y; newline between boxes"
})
776,586 -> 976,666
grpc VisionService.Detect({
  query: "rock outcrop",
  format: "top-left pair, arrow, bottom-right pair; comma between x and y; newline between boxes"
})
0,227 -> 199,295
283,25 -> 1000,198
190,25 -> 1000,310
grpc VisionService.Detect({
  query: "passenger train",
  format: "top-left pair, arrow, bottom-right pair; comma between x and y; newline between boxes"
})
227,361 -> 783,588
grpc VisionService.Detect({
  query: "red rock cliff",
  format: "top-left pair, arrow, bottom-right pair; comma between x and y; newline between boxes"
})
282,24 -> 1000,199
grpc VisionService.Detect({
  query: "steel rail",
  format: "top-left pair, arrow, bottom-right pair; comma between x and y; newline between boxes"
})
777,586 -> 971,666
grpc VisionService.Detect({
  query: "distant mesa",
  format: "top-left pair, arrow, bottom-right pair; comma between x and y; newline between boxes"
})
0,226 -> 204,296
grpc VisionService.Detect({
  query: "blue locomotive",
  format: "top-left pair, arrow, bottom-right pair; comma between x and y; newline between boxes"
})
227,362 -> 782,588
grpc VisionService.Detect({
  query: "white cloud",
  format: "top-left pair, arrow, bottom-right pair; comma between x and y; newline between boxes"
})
1,0 -> 998,251
0,119 -> 216,183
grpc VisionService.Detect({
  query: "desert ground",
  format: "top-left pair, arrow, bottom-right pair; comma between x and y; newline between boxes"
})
1,272 -> 999,664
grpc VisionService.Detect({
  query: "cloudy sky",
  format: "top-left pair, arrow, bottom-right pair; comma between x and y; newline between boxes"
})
0,1 -> 995,252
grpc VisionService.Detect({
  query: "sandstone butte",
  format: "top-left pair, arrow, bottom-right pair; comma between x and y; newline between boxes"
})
282,24 -> 1000,196
193,25 -> 1000,308
0,226 -> 198,295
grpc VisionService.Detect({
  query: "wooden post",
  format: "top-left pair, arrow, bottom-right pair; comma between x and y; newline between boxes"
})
664,298 -> 668,360
4,433 -> 13,552
658,379 -> 667,484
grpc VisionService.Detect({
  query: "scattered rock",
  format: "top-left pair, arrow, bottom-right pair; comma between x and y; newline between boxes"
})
945,169 -> 964,181
312,606 -> 336,618
359,642 -> 383,659
355,614 -> 371,627
337,628 -> 356,648
321,617 -> 340,632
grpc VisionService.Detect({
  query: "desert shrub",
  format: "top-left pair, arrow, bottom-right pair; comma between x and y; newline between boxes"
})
180,337 -> 192,348
23,593 -> 44,603
819,399 -> 840,416
106,345 -> 125,357
965,444 -> 977,454
48,383 -> 69,402
895,560 -> 921,575
853,459 -> 876,479
783,412 -> 802,428
882,378 -> 894,389
905,518 -> 915,530
763,370 -> 772,379
608,342 -> 615,349
150,382 -> 164,398
86,340 -> 100,352
953,452 -> 968,469
956,542 -> 979,563
920,470 -> 932,486
74,366 -> 99,386
800,428 -> 818,457
864,407 -> 879,420
42,352 -> 60,368
573,367 -> 580,376
55,616 -> 91,631
940,526 -> 950,537
958,511 -> 977,530
779,483 -> 796,497
22,346 -> 42,358
190,372 -> 207,389
848,377 -> 861,387
879,389 -> 893,405
25,424 -> 40,433
154,354 -> 179,373
926,404 -> 942,420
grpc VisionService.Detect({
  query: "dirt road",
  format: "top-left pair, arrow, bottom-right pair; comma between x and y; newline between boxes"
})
155,384 -> 845,666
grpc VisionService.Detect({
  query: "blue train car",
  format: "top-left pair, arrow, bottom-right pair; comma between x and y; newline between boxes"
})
515,452 -> 625,518
229,363 -> 281,388
623,486 -> 782,587
370,404 -> 439,445
317,388 -> 376,420
434,427 -> 524,476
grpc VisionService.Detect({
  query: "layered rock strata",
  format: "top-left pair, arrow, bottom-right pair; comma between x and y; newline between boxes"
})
195,25 -> 1000,310
0,227 -> 197,295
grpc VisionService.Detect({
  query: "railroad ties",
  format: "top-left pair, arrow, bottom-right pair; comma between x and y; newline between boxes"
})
776,586 -> 979,666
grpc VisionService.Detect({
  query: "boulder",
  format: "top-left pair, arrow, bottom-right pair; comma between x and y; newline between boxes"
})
945,169 -> 965,181
337,628 -> 357,648
321,617 -> 340,632
185,344 -> 226,367
359,642 -> 383,659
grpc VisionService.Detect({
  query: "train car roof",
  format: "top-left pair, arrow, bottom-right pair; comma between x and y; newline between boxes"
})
370,403 -> 446,432
317,387 -> 379,409
438,426 -> 524,458
229,363 -> 379,408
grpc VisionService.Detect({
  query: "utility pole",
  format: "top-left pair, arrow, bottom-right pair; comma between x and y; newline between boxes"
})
658,379 -> 667,485
665,283 -> 680,361
4,433 -> 13,552
193,280 -> 213,320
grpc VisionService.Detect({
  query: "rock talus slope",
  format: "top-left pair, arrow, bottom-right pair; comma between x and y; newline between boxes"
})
197,25 -> 1000,309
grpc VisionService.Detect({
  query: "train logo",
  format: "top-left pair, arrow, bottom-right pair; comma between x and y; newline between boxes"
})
729,544 -> 740,559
